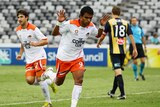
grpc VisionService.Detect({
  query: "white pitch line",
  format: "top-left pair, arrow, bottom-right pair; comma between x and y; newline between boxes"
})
129,90 -> 160,95
0,91 -> 160,106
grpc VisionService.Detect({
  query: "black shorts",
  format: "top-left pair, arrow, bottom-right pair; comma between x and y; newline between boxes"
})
129,43 -> 145,59
110,54 -> 126,70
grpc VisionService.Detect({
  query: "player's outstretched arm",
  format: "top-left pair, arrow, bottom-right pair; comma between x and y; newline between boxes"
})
96,14 -> 110,38
52,10 -> 66,36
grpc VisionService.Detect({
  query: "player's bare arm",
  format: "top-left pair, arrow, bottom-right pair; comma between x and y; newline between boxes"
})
30,39 -> 48,47
97,34 -> 106,48
97,14 -> 110,38
16,44 -> 24,60
142,36 -> 147,53
52,9 -> 67,36
129,34 -> 138,58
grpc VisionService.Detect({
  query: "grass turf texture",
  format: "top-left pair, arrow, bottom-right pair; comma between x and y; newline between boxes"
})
0,66 -> 160,107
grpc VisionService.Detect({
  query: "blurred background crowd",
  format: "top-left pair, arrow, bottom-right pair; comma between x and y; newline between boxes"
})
0,0 -> 160,46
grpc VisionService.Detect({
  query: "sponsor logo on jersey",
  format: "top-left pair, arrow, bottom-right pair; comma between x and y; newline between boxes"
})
72,38 -> 85,47
117,38 -> 125,45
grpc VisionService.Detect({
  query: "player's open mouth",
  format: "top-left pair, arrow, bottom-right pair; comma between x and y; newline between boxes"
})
18,21 -> 22,24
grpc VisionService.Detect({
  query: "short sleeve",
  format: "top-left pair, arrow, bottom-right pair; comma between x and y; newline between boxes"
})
91,25 -> 98,36
141,28 -> 144,37
59,21 -> 70,34
34,27 -> 47,40
104,22 -> 111,33
127,24 -> 133,35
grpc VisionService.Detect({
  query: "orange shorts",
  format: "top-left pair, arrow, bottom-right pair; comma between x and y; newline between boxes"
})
56,57 -> 85,78
25,59 -> 47,77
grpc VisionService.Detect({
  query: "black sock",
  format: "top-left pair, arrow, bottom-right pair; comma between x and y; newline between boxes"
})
116,75 -> 125,96
111,76 -> 117,94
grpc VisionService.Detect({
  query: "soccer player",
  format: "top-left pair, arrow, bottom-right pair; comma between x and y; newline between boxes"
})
129,17 -> 147,81
49,6 -> 109,107
16,9 -> 56,107
97,6 -> 137,99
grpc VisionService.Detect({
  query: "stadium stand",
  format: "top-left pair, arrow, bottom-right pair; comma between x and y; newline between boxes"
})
0,0 -> 159,45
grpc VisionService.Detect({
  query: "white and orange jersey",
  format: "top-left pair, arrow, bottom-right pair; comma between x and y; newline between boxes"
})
16,23 -> 47,64
57,19 -> 98,61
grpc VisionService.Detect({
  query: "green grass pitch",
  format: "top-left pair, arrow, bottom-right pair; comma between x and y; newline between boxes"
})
0,66 -> 160,107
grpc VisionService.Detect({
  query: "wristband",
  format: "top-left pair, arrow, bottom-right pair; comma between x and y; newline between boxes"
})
56,21 -> 62,26
99,25 -> 104,30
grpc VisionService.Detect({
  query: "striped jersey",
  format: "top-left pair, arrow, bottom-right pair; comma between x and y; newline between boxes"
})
104,18 -> 132,54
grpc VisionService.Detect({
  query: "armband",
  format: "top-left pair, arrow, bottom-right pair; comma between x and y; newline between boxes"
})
99,25 -> 104,30
56,21 -> 62,26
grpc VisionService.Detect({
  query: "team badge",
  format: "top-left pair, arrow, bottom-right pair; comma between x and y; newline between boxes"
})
27,35 -> 32,41
75,30 -> 78,34
28,35 -> 32,38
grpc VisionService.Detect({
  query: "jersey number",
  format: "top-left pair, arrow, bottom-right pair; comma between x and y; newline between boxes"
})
24,41 -> 31,49
114,25 -> 126,37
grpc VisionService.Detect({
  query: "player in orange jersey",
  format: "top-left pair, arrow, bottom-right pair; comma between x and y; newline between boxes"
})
45,6 -> 109,107
16,9 -> 56,107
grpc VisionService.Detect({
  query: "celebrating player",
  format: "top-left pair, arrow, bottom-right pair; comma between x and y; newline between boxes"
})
45,6 -> 109,107
129,17 -> 147,81
16,9 -> 56,107
97,6 -> 137,99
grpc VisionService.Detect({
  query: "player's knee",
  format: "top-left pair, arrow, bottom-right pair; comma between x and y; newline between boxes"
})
26,76 -> 35,85
133,61 -> 138,65
75,78 -> 83,85
26,79 -> 35,85
141,60 -> 145,64
55,77 -> 65,86
55,79 -> 64,86
55,81 -> 63,86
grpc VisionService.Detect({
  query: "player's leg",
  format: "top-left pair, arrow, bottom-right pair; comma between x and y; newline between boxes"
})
53,58 -> 71,86
117,54 -> 126,99
35,59 -> 52,107
70,58 -> 85,107
25,70 -> 36,86
130,44 -> 138,80
108,76 -> 117,97
132,59 -> 138,80
108,54 -> 119,97
110,54 -> 126,99
71,71 -> 84,107
25,64 -> 37,85
41,67 -> 57,93
139,57 -> 145,80
114,68 -> 126,100
138,44 -> 146,80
